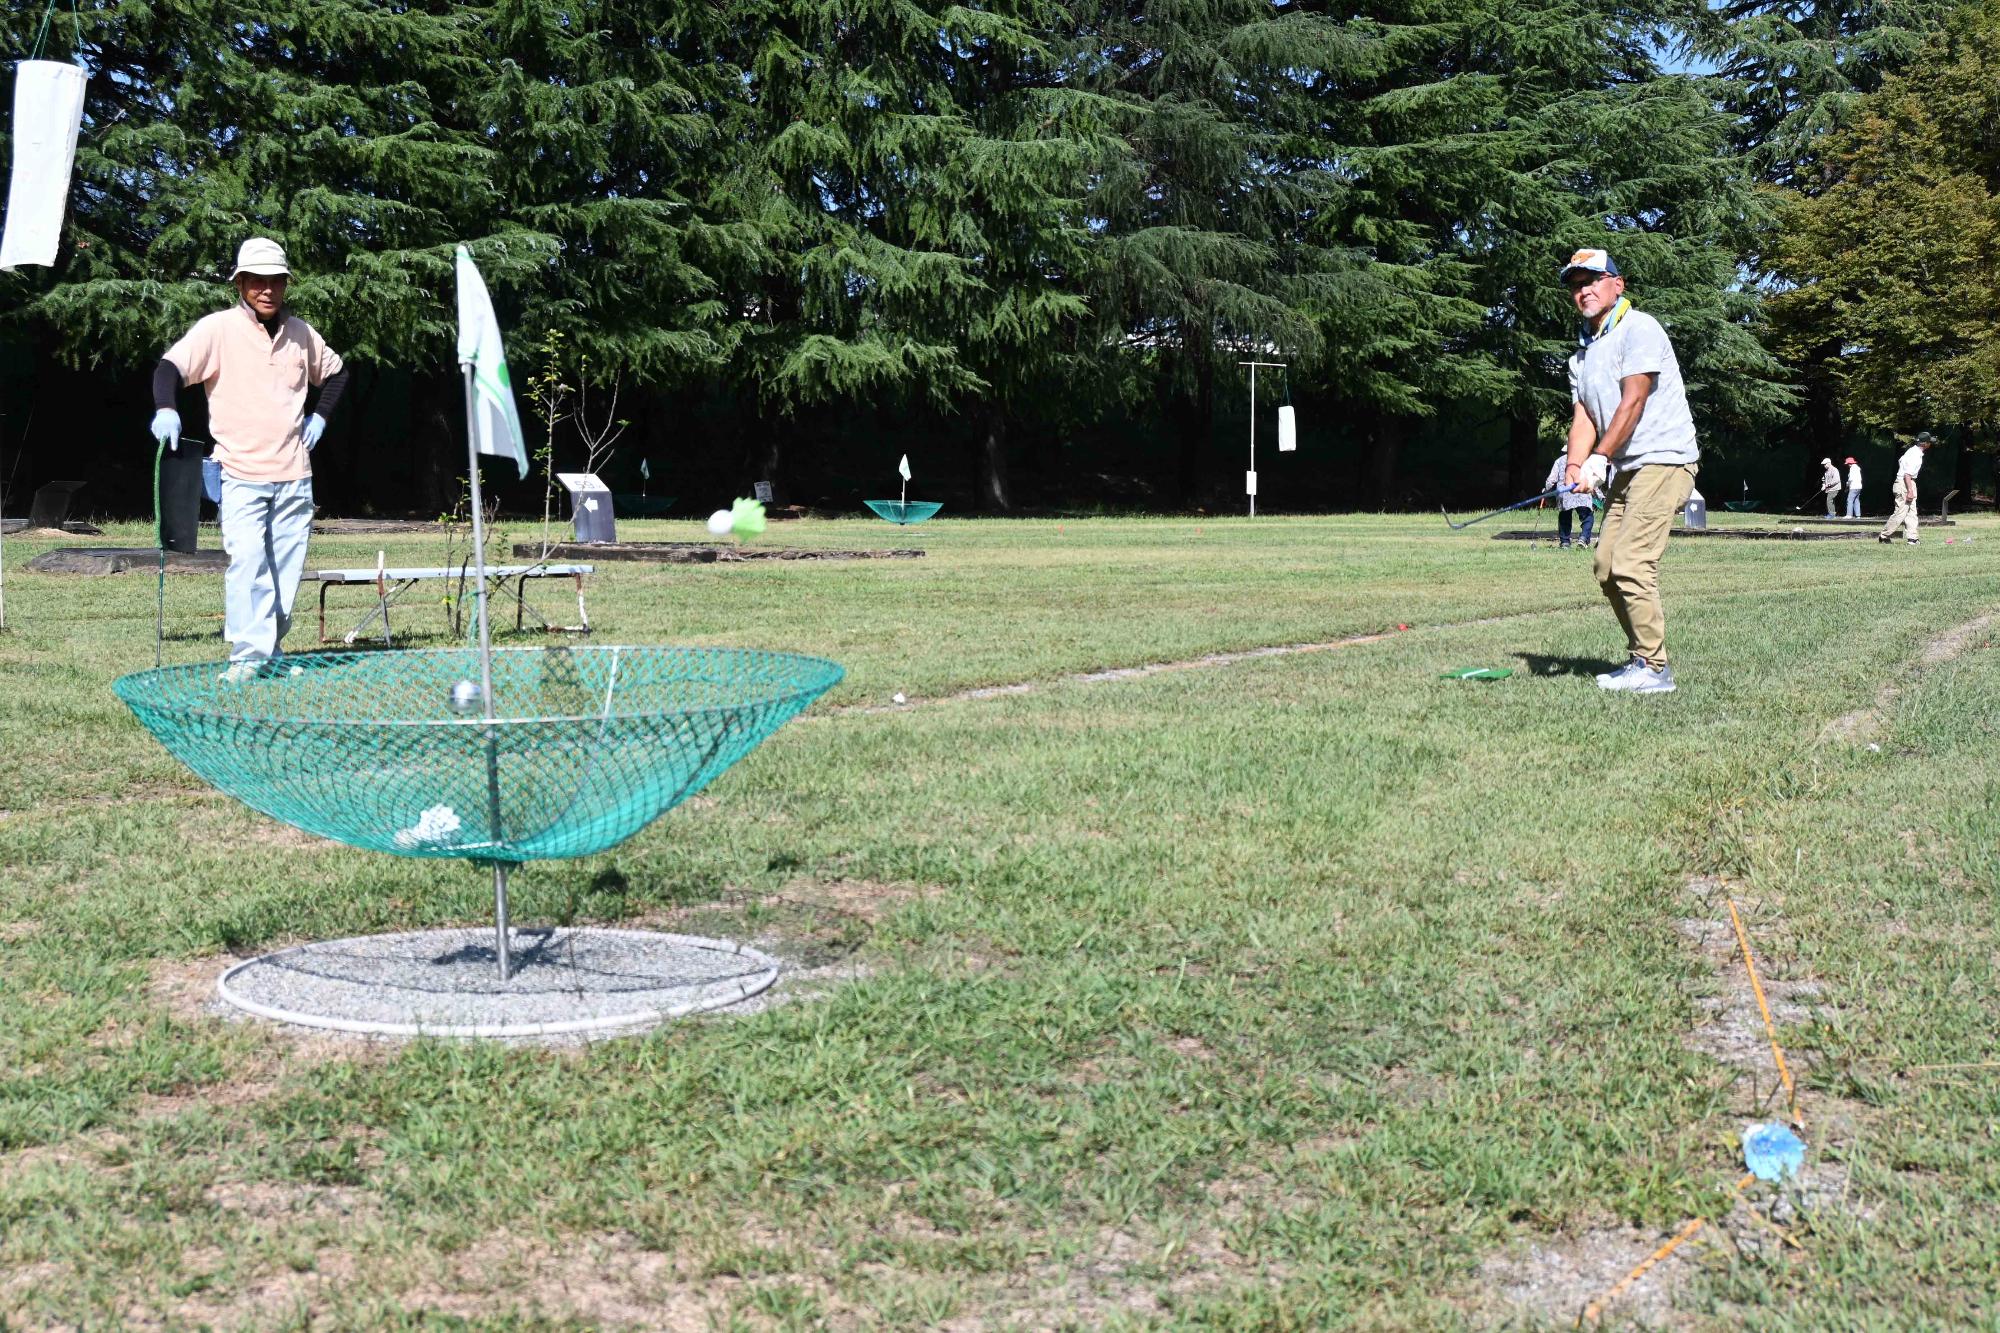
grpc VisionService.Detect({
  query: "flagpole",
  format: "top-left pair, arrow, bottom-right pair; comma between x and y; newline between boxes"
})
463,360 -> 511,981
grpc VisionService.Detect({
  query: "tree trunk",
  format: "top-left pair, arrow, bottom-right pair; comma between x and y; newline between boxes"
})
421,370 -> 459,516
1173,355 -> 1216,508
754,418 -> 782,503
977,408 -> 1011,511
1802,338 -> 1844,448
1507,408 -> 1540,501
1369,417 -> 1402,509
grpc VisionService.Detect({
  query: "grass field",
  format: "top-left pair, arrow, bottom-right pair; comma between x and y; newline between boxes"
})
2,511 -> 1998,1329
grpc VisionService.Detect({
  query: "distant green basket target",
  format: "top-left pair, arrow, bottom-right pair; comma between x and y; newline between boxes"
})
864,499 -> 942,526
113,646 -> 843,863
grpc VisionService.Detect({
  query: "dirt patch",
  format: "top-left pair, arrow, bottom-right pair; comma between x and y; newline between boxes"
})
1675,913 -> 1824,1096
939,1220 -> 1269,1331
144,953 -> 395,1081
0,921 -> 37,941
204,1178 -> 376,1224
238,819 -> 342,852
147,953 -> 238,1026
768,876 -> 937,923
1822,609 -> 1997,744
1477,1221 -> 1714,1329
398,1229 -> 750,1329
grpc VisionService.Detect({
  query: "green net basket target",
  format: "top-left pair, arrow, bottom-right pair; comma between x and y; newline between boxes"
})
113,646 -> 843,863
864,499 -> 942,526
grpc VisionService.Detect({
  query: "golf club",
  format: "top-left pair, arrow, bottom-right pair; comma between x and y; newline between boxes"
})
1442,486 -> 1568,531
153,437 -> 167,667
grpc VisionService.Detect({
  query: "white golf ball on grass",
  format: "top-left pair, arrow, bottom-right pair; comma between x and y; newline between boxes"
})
707,509 -> 734,536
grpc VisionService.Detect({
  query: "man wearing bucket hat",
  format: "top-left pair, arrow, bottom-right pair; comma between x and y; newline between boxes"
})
1844,456 -> 1862,518
1819,458 -> 1841,516
1877,432 -> 1935,545
1556,249 -> 1700,695
150,238 -> 348,678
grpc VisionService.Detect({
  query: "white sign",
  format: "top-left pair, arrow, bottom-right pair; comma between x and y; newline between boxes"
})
1277,405 -> 1297,452
753,480 -> 775,502
555,472 -> 610,496
1245,470 -> 1258,496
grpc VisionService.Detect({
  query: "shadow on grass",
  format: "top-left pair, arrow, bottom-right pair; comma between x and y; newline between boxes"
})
1513,652 -> 1626,678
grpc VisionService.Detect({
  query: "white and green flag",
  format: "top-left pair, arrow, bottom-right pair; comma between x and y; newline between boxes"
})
454,244 -> 527,478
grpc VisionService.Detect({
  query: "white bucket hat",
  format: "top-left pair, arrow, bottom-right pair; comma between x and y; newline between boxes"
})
231,236 -> 290,279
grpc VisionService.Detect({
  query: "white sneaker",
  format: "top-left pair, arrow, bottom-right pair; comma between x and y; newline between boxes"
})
1596,657 -> 1677,694
218,661 -> 260,683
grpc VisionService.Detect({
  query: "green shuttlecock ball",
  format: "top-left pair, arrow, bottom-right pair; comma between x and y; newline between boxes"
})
730,497 -> 767,539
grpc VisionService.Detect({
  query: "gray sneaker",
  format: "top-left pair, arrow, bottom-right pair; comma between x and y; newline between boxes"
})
1596,657 -> 1677,694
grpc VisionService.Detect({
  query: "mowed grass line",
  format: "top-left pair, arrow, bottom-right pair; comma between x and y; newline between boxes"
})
1,515 -> 1997,1327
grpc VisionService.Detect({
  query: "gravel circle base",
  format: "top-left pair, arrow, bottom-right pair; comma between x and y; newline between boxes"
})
217,928 -> 780,1038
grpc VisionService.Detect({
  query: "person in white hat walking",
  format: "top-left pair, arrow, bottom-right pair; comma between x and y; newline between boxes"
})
150,238 -> 348,677
1877,432 -> 1935,546
1556,248 -> 1700,695
1819,458 -> 1840,516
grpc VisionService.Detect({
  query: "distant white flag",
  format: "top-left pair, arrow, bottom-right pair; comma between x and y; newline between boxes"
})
898,454 -> 912,481
454,245 -> 527,478
639,458 -> 651,481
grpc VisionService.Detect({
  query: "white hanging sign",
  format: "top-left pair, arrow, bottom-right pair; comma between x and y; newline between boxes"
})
1,61 -> 88,271
1245,470 -> 1258,496
1277,405 -> 1297,453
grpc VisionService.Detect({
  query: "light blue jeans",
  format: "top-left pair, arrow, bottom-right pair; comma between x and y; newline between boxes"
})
1845,488 -> 1862,518
219,473 -> 314,661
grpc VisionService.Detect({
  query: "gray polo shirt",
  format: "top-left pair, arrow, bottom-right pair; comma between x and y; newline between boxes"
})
1567,308 -> 1699,469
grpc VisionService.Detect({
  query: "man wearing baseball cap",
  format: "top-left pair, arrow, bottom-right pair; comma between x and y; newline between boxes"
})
1877,432 -> 1935,545
150,238 -> 348,679
1557,249 -> 1700,694
1819,457 -> 1841,516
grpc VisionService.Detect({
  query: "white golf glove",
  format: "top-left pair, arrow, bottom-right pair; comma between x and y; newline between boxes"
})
1574,454 -> 1609,496
150,408 -> 181,451
301,413 -> 327,451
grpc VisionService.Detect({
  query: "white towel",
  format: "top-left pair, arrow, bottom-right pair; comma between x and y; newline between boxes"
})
0,61 -> 87,271
1277,404 -> 1297,452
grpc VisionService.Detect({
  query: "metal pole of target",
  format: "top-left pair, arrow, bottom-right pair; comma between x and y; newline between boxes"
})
1238,360 -> 1285,517
462,361 -> 511,981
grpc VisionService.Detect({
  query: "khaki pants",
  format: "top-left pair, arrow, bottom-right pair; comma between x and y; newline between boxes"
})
1593,463 -> 1697,669
1880,487 -> 1918,541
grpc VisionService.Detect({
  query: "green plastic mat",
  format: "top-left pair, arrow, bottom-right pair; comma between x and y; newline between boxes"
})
1440,667 -> 1512,680
114,646 -> 843,862
864,499 -> 943,525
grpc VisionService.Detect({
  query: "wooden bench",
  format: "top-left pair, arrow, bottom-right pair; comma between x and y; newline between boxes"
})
313,561 -> 594,645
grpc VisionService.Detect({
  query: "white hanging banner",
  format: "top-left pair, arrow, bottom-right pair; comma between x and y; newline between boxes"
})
1277,404 -> 1297,453
0,61 -> 87,271
1245,470 -> 1258,496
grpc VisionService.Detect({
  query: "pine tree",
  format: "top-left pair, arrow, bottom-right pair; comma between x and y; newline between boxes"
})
1073,0 -> 1353,504
9,0 -> 492,367
1316,0 -> 1790,499
1689,0 -> 1959,193
1768,0 -> 2000,443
